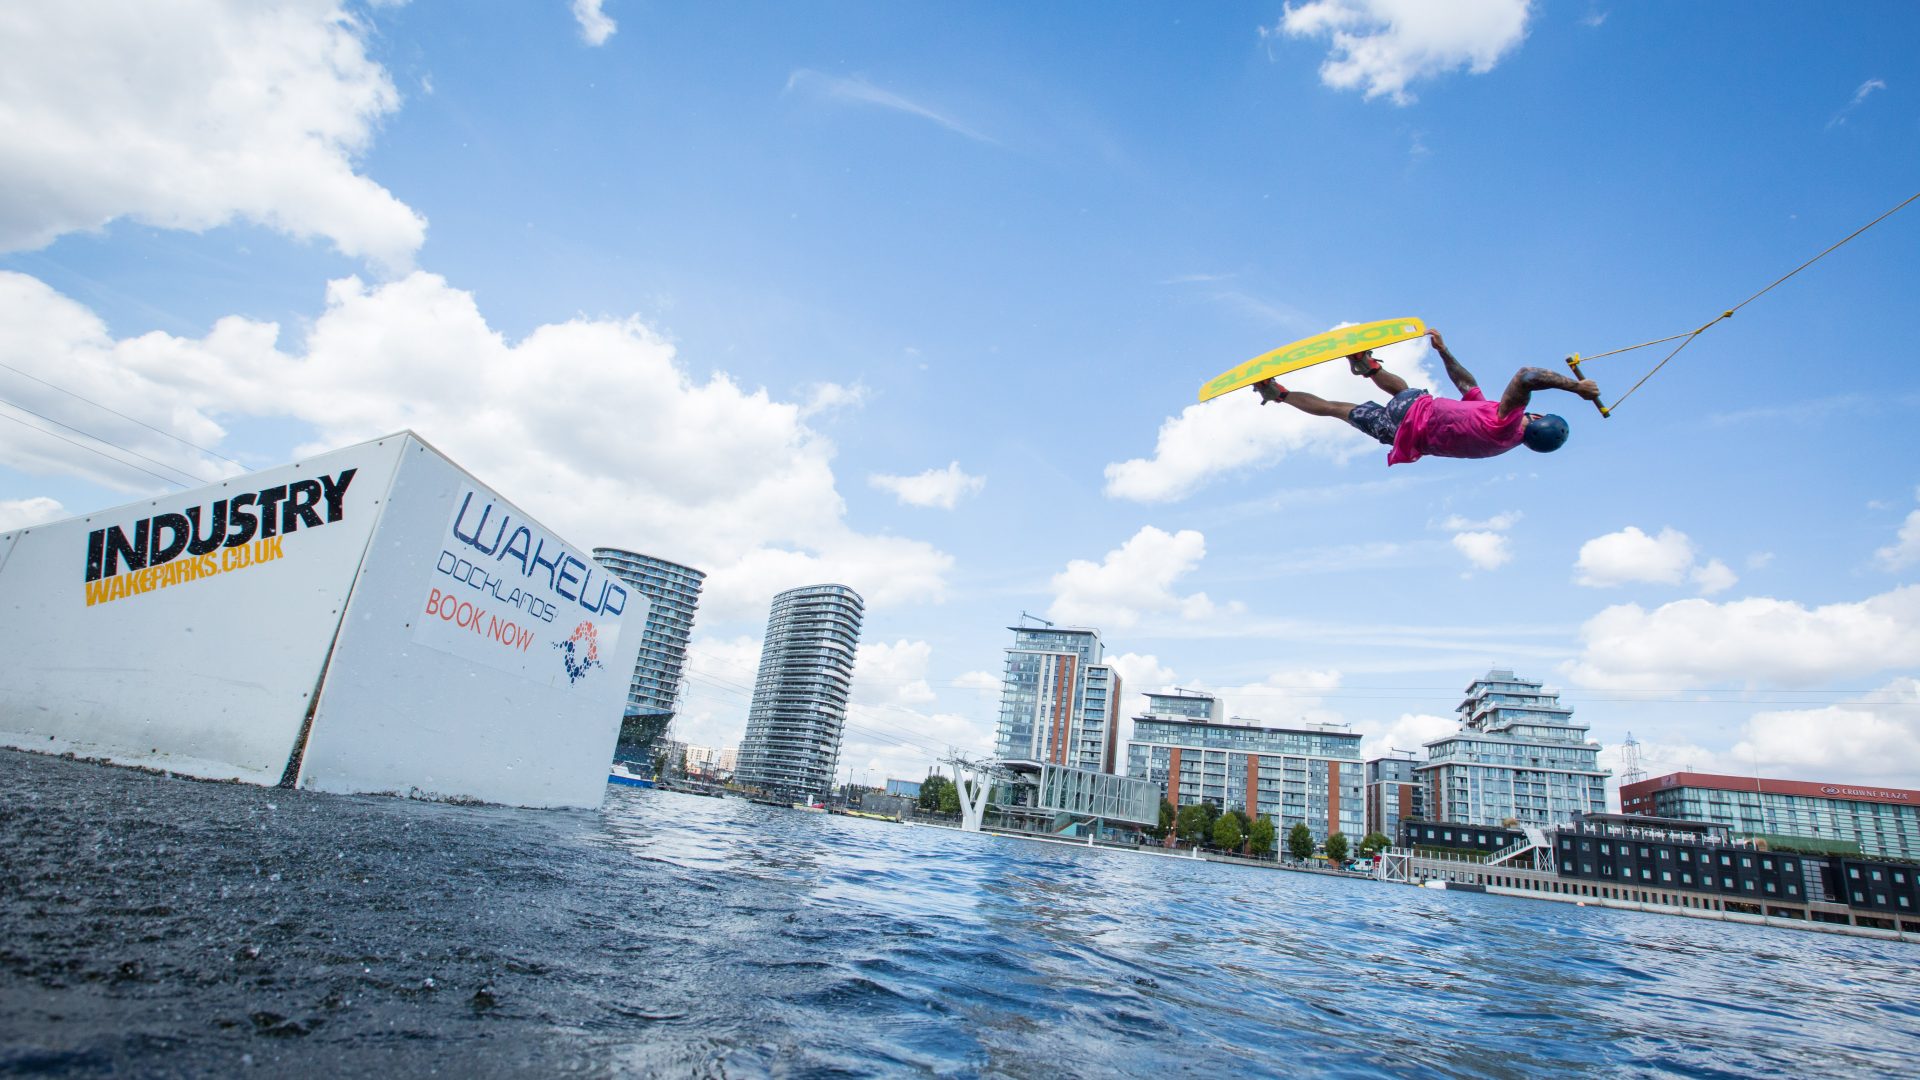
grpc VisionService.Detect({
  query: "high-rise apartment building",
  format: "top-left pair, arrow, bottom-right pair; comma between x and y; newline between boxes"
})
734,584 -> 864,798
1126,691 -> 1364,843
592,548 -> 705,759
1366,756 -> 1426,840
1418,669 -> 1608,828
992,623 -> 1122,772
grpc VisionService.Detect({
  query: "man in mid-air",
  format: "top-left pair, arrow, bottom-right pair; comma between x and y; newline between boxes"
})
1252,328 -> 1601,465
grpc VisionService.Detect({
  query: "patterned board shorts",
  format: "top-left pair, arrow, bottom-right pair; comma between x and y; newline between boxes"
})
1347,388 -> 1429,445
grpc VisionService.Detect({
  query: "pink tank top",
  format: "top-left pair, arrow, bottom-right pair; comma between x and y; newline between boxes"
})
1388,387 -> 1526,465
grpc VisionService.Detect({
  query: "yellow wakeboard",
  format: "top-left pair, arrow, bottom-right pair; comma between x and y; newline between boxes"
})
1198,317 -> 1427,403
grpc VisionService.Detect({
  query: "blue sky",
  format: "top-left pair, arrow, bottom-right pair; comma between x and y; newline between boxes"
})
3,1 -> 1918,794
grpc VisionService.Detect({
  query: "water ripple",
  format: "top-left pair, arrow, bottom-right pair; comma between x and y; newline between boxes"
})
3,751 -> 1918,1077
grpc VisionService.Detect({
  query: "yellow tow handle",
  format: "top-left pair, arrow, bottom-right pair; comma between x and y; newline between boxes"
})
1565,354 -> 1610,419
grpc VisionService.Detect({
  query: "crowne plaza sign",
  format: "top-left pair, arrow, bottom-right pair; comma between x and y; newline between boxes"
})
1821,786 -> 1911,802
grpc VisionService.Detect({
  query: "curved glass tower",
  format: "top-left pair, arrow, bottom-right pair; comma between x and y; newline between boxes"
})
735,583 -> 864,799
591,548 -> 705,760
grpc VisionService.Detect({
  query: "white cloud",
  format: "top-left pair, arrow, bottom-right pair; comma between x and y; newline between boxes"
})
572,0 -> 617,46
784,69 -> 994,144
0,497 -> 67,531
1690,559 -> 1737,596
1575,525 -> 1692,586
1048,526 -> 1219,630
0,1 -> 425,273
1440,511 -> 1521,532
1451,531 -> 1511,571
0,269 -> 955,622
952,670 -> 1002,694
1574,525 -> 1736,595
1730,678 -> 1920,784
798,382 -> 869,418
852,639 -> 937,707
1106,651 -> 1179,743
838,707 -> 993,789
1359,712 -> 1457,762
670,635 -> 763,750
1208,669 -> 1348,729
1851,78 -> 1889,105
0,274 -> 251,490
1564,585 -> 1920,689
869,462 -> 985,510
1270,0 -> 1533,106
678,634 -> 991,786
1876,488 -> 1920,570
1104,333 -> 1435,502
1442,509 -> 1520,572
1828,78 -> 1888,128
1606,680 -> 1920,790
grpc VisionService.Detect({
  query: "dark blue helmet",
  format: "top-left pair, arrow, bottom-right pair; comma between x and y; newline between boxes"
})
1522,414 -> 1569,453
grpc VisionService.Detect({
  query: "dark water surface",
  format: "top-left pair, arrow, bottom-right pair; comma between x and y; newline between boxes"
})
3,750 -> 1916,1078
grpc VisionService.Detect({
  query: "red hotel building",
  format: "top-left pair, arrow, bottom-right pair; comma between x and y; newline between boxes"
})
1620,772 -> 1920,862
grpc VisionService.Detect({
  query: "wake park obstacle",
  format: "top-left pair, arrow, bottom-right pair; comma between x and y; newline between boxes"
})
0,432 -> 648,809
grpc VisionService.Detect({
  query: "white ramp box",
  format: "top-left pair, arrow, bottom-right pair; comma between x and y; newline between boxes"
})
0,432 -> 646,809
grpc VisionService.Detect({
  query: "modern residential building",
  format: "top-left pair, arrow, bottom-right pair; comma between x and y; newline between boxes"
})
992,623 -> 1123,773
1141,688 -> 1222,723
592,548 -> 705,760
1126,691 -> 1364,844
1621,772 -> 1920,862
733,584 -> 864,798
683,744 -> 736,779
1366,755 -> 1427,840
1418,669 -> 1608,828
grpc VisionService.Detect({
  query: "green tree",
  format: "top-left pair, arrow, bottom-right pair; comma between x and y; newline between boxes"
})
940,780 -> 966,815
1358,831 -> 1392,858
917,775 -> 951,812
1248,817 -> 1276,857
1212,814 -> 1244,852
1176,804 -> 1214,846
1325,832 -> 1350,865
1287,822 -> 1316,862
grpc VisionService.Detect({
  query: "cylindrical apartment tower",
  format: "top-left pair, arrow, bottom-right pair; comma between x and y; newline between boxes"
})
734,583 -> 864,799
591,548 -> 706,759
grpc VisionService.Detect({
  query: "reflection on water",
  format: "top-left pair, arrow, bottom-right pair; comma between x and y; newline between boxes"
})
2,749 -> 1917,1077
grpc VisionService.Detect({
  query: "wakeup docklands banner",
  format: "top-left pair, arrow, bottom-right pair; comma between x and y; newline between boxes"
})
416,488 -> 629,688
